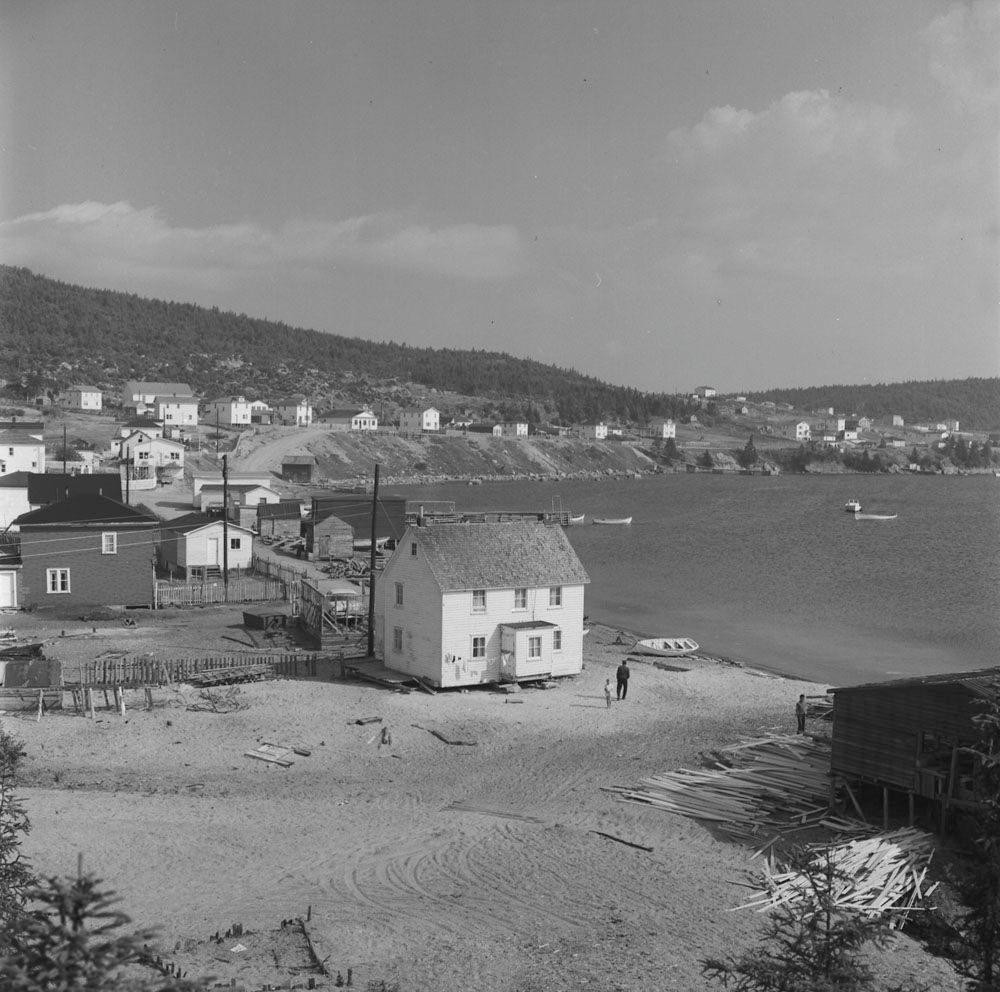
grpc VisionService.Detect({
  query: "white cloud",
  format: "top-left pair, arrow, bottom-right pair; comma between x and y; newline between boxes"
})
0,201 -> 523,286
667,89 -> 909,169
923,1 -> 1000,113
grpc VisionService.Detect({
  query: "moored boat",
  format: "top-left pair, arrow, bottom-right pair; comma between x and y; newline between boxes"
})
633,636 -> 700,657
844,498 -> 862,513
593,516 -> 632,525
566,513 -> 586,525
853,510 -> 898,521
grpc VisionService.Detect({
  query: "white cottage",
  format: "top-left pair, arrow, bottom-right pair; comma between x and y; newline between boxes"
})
399,407 -> 440,432
207,395 -> 253,427
64,385 -> 102,411
159,513 -> 254,579
377,521 -> 589,688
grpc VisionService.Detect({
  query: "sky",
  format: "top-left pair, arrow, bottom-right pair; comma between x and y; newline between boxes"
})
1,0 -> 997,393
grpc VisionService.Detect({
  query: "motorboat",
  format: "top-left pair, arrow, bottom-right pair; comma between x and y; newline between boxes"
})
844,498 -> 862,513
853,510 -> 898,520
566,514 -> 586,525
593,516 -> 632,525
632,636 -> 700,658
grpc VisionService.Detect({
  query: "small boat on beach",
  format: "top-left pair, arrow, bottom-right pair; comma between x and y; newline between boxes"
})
632,636 -> 700,658
593,516 -> 632,525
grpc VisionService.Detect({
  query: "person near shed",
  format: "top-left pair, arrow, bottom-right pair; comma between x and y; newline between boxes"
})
604,678 -> 613,708
795,694 -> 807,734
616,660 -> 631,701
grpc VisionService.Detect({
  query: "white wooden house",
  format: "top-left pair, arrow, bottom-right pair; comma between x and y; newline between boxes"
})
207,395 -> 253,427
0,427 -> 45,476
581,423 -> 608,440
795,421 -> 812,441
498,422 -> 528,438
159,513 -> 254,579
190,471 -> 273,507
198,482 -> 280,514
328,408 -> 378,431
64,385 -> 102,411
118,431 -> 185,469
651,419 -> 676,439
377,521 -> 589,688
121,381 -> 193,408
399,407 -> 440,432
273,396 -> 313,426
153,394 -> 199,428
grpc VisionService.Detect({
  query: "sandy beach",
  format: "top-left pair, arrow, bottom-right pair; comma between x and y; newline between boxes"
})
3,609 -> 962,992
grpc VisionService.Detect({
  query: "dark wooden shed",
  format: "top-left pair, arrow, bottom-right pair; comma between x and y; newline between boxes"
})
257,501 -> 304,541
830,668 -> 1000,829
310,493 -> 407,543
282,454 -> 315,484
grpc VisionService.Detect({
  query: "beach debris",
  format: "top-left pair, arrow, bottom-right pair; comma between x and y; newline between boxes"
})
614,734 -> 833,841
412,723 -> 478,746
244,743 -> 296,767
353,716 -> 382,725
735,827 -> 937,929
590,830 -> 654,852
443,799 -> 544,823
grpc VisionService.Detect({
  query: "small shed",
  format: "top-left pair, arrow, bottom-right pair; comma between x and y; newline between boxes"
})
282,454 -> 316,484
303,514 -> 354,561
258,501 -> 305,542
159,513 -> 254,579
830,668 -> 1000,829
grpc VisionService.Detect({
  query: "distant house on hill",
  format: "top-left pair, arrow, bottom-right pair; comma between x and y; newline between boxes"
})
694,386 -> 717,399
580,423 -> 608,440
376,521 -> 589,688
399,407 -> 440,433
121,381 -> 192,411
0,423 -> 45,476
650,419 -> 676,440
63,385 -> 102,411
328,408 -> 377,431
207,395 -> 253,427
273,396 -> 313,427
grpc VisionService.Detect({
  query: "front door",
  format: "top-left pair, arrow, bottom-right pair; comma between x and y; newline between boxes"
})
0,571 -> 15,608
207,537 -> 220,567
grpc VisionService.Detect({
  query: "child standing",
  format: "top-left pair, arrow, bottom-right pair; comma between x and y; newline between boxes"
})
604,678 -> 613,708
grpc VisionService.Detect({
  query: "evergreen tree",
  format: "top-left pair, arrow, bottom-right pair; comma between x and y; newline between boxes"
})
0,727 -> 33,933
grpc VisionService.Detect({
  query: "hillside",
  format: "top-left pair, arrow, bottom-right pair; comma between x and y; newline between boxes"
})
2,264 -> 998,430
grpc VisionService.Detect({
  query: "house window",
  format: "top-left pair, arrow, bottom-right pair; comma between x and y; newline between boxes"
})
101,532 -> 117,555
230,537 -> 241,550
527,636 -> 542,659
472,636 -> 486,659
549,586 -> 562,607
514,588 -> 527,610
46,568 -> 70,594
393,627 -> 403,652
553,629 -> 562,651
139,451 -> 149,460
395,582 -> 404,607
472,589 -> 486,612
410,542 -> 418,556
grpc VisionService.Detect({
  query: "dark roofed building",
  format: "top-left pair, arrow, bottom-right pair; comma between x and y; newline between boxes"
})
16,494 -> 158,610
282,454 -> 316,484
27,472 -> 123,506
830,668 -> 1000,830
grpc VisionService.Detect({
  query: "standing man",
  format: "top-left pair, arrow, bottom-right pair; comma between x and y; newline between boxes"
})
616,660 -> 631,701
795,694 -> 807,734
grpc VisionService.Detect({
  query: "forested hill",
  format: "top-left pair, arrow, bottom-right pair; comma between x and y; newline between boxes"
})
750,380 -> 1000,433
1,264 -> 997,429
0,266 -> 681,424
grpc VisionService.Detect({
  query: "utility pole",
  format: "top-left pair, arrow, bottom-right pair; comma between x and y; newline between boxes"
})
222,453 -> 229,591
367,463 -> 379,658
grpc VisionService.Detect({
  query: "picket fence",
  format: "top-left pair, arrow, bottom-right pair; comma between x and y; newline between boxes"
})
153,575 -> 287,608
72,651 -> 326,688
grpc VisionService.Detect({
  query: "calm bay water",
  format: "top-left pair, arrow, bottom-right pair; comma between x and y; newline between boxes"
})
392,473 -> 1000,687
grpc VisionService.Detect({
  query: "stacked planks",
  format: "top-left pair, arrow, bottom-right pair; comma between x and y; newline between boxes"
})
615,734 -> 832,840
735,827 -> 937,928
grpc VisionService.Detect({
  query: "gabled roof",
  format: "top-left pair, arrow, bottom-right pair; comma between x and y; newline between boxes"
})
27,473 -> 123,505
166,512 -> 253,536
152,394 -> 199,404
407,521 -> 590,591
831,667 -> 1000,698
0,430 -> 43,444
199,483 -> 277,494
258,501 -> 304,520
0,471 -> 30,489
328,408 -> 373,419
126,381 -> 192,395
273,395 -> 309,405
0,421 -> 44,432
282,455 -> 315,465
17,493 -> 156,527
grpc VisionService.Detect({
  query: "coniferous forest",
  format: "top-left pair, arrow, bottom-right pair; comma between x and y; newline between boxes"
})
2,265 -> 997,430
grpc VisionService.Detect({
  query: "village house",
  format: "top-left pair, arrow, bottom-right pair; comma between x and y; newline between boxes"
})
153,393 -> 200,429
694,386 -> 717,399
118,418 -> 163,439
250,400 -> 273,425
328,408 -> 378,432
15,494 -> 159,610
498,422 -> 529,438
581,423 -> 608,440
830,669 -> 1000,830
0,473 -> 32,529
28,472 -> 122,508
795,421 -> 811,441
190,471 -> 272,507
63,385 -> 102,411
198,482 -> 281,516
206,395 -> 253,427
0,422 -> 45,476
376,520 -> 590,689
273,396 -> 313,426
158,512 -> 254,579
650,419 -> 676,440
398,407 -> 440,433
118,431 -> 185,471
120,380 -> 193,409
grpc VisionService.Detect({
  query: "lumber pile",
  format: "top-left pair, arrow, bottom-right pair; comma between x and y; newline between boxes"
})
616,734 -> 832,840
735,827 -> 937,928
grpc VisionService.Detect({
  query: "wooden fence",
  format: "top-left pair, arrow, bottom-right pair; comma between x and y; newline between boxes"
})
153,575 -> 287,608
71,651 -> 327,688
